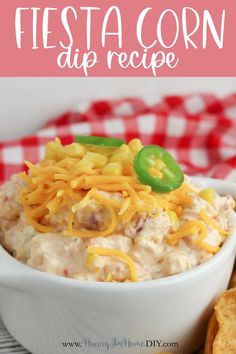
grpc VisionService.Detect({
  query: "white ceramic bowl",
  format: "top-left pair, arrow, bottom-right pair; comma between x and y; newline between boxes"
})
0,177 -> 236,354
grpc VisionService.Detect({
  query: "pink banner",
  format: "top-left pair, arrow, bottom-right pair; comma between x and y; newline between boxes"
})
0,0 -> 235,76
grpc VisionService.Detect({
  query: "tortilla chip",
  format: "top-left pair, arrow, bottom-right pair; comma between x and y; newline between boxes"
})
204,312 -> 219,354
213,288 -> 236,354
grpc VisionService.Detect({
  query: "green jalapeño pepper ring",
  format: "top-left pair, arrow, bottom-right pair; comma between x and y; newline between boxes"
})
134,145 -> 184,193
76,135 -> 125,147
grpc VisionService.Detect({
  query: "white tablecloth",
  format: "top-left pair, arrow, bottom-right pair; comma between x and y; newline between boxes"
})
0,319 -> 29,353
0,317 -> 203,354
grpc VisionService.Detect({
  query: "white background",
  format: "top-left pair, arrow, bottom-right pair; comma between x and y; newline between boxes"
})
0,77 -> 236,140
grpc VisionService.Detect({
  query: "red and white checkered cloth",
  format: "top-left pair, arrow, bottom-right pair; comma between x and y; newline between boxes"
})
0,94 -> 236,184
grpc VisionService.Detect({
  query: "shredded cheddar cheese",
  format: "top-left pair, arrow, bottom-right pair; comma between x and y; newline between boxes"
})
194,240 -> 220,254
87,246 -> 138,282
199,209 -> 229,236
167,226 -> 198,245
64,204 -> 117,238
167,211 -> 225,253
167,220 -> 208,247
18,138 -> 193,238
18,138 -> 230,257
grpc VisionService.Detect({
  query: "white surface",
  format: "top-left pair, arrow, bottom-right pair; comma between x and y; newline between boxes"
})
0,177 -> 235,354
0,319 -> 28,353
0,77 -> 236,140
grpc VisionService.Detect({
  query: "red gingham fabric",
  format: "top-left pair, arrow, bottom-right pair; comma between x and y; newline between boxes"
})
0,94 -> 236,184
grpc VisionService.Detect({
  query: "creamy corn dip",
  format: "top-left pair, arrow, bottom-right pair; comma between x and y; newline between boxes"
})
0,138 -> 235,282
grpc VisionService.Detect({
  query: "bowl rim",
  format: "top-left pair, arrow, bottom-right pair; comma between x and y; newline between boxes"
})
0,176 -> 236,292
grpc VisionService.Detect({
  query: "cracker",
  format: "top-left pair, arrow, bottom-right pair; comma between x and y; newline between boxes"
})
213,288 -> 236,354
204,273 -> 236,354
204,312 -> 219,354
215,288 -> 236,328
213,329 -> 236,354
